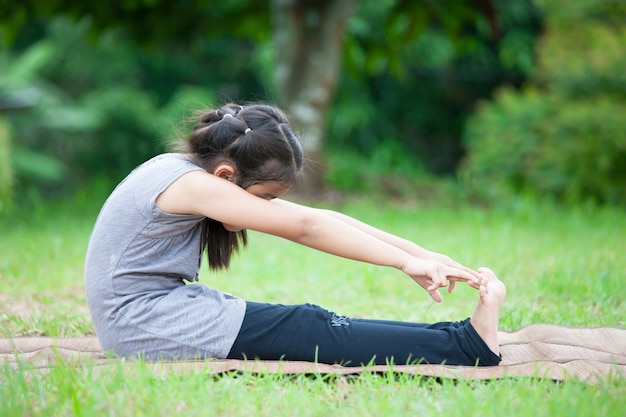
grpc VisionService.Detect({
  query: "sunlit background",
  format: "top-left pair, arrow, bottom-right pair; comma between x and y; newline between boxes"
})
1,0 -> 624,209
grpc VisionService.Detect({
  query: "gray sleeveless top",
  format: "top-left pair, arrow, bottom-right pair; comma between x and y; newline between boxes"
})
84,153 -> 246,360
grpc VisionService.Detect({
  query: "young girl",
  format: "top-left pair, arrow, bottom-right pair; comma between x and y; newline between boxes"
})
85,103 -> 505,367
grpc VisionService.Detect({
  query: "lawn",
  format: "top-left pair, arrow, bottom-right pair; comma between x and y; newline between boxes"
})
1,191 -> 624,416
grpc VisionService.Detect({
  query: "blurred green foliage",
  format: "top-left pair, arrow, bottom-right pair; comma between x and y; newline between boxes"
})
0,1 -> 543,206
325,140 -> 428,195
329,0 -> 541,176
462,0 -> 626,205
6,1 -> 621,208
0,116 -> 12,212
1,17 -> 258,203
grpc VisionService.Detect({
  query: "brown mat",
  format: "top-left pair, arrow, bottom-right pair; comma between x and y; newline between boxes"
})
2,324 -> 625,383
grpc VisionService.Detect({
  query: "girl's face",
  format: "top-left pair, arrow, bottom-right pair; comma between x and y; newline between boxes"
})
246,181 -> 291,201
221,181 -> 291,232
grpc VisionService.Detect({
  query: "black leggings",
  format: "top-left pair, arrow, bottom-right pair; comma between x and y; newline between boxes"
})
227,302 -> 501,367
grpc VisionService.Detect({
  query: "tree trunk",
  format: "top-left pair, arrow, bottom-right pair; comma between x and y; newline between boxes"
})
271,0 -> 358,196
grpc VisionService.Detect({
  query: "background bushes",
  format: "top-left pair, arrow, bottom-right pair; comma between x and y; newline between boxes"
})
2,1 -> 624,208
0,116 -> 12,211
461,0 -> 626,205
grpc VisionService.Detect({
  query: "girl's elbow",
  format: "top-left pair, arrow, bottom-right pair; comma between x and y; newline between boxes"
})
290,214 -> 322,245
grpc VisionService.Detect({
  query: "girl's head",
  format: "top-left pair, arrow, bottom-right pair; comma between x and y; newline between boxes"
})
177,103 -> 304,189
174,103 -> 305,271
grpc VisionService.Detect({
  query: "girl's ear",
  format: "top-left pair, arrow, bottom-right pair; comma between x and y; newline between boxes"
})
213,163 -> 236,182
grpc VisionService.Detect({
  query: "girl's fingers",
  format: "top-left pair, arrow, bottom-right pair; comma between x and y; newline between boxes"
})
467,279 -> 481,290
444,259 -> 480,280
427,266 -> 480,292
428,288 -> 443,303
446,266 -> 480,285
414,260 -> 482,297
427,267 -> 448,291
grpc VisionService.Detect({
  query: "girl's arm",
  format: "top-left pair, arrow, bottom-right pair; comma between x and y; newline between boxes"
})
157,171 -> 478,301
273,199 -> 479,283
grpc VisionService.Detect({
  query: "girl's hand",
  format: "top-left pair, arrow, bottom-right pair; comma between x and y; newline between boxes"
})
402,258 -> 481,303
422,252 -> 482,293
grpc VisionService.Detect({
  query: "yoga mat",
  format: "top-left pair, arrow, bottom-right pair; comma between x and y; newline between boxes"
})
2,325 -> 625,383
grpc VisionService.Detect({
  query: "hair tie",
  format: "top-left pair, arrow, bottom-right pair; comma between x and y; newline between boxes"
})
244,128 -> 252,134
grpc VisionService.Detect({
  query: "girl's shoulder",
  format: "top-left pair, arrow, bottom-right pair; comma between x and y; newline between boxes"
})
125,153 -> 201,182
138,153 -> 199,170
114,153 -> 204,201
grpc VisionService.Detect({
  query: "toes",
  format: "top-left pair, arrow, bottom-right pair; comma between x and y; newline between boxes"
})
478,267 -> 497,281
479,284 -> 488,298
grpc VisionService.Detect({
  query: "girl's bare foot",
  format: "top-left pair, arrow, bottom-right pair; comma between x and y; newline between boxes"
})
470,267 -> 506,355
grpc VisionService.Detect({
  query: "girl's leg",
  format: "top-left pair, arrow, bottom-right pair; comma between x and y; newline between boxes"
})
228,267 -> 505,367
227,302 -> 501,367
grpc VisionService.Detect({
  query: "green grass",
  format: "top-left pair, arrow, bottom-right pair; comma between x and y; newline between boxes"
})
2,362 -> 624,417
1,192 -> 625,416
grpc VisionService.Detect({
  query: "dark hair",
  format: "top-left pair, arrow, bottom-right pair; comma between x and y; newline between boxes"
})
174,103 -> 304,271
